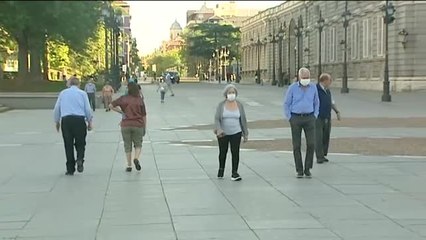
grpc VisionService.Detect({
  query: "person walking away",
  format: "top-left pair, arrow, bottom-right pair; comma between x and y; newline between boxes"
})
214,84 -> 248,181
53,77 -> 93,175
165,72 -> 175,96
156,78 -> 168,103
315,73 -> 341,164
102,81 -> 115,112
284,67 -> 319,178
110,82 -> 147,172
84,78 -> 97,111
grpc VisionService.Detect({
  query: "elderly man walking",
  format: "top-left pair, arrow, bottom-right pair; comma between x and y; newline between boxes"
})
84,78 -> 97,111
284,67 -> 319,178
316,73 -> 341,164
165,72 -> 175,97
54,77 -> 93,175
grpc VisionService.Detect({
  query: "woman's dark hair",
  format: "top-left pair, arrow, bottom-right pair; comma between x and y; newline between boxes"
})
127,82 -> 140,97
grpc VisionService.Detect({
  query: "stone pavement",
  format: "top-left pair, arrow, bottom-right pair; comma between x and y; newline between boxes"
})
0,83 -> 426,240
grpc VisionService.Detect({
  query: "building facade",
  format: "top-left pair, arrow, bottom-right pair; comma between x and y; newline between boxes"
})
187,1 -> 262,28
240,1 -> 426,91
160,20 -> 184,53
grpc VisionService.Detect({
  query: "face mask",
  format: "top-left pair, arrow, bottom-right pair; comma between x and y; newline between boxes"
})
299,79 -> 310,86
227,93 -> 236,101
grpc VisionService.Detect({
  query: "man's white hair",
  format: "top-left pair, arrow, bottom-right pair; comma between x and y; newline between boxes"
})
68,77 -> 80,86
298,67 -> 310,79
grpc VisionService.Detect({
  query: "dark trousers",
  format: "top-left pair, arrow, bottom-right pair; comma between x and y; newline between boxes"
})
217,132 -> 242,174
289,115 -> 316,173
315,118 -> 331,160
87,93 -> 96,111
61,116 -> 87,173
160,91 -> 165,101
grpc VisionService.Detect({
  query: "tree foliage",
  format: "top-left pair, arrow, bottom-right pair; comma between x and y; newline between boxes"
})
0,1 -> 102,80
181,22 -> 240,76
146,49 -> 182,75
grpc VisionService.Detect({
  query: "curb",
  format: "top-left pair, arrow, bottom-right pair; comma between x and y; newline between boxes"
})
0,105 -> 11,113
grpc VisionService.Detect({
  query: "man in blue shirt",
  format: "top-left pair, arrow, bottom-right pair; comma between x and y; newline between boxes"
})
54,77 -> 93,175
284,67 -> 319,178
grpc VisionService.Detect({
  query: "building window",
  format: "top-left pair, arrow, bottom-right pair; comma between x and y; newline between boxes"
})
350,22 -> 358,60
362,18 -> 371,58
329,27 -> 336,62
377,16 -> 384,56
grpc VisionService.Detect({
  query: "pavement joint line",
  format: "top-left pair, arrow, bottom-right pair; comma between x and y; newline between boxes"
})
14,131 -> 42,135
391,155 -> 426,159
181,139 -> 213,143
0,143 -> 23,147
186,144 -> 262,240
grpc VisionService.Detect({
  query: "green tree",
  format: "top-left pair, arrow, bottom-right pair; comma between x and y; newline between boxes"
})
0,1 -> 102,81
146,50 -> 181,75
182,22 -> 240,76
0,27 -> 17,80
129,38 -> 143,73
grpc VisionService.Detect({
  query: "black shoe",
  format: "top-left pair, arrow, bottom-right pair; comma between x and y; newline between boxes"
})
304,169 -> 312,178
125,167 -> 132,172
231,173 -> 242,181
76,159 -> 84,173
296,171 -> 304,178
217,168 -> 224,179
65,171 -> 74,176
317,159 -> 325,164
171,94 -> 175,97
134,159 -> 141,171
323,158 -> 329,162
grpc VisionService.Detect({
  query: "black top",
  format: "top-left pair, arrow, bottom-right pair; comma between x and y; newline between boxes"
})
316,83 -> 332,119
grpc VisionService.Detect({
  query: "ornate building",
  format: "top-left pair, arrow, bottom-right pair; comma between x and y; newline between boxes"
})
240,1 -> 426,92
161,20 -> 184,53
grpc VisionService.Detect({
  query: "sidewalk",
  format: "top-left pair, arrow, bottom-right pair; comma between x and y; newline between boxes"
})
0,83 -> 425,239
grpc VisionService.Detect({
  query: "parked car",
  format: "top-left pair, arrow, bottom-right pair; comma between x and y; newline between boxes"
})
162,71 -> 180,84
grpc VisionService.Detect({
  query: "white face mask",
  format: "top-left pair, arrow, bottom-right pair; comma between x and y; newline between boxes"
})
299,78 -> 310,86
227,93 -> 236,101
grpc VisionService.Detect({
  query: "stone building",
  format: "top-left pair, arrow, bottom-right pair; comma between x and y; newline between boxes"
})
240,1 -> 426,91
160,20 -> 184,53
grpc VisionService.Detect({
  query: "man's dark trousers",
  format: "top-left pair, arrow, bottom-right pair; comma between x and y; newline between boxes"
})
315,118 -> 331,161
289,114 -> 316,173
61,116 -> 87,173
87,93 -> 96,111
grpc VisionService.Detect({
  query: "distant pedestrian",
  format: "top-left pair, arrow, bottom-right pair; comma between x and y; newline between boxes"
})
165,72 -> 175,96
315,73 -> 341,164
214,84 -> 248,181
156,78 -> 168,103
284,67 -> 319,178
110,82 -> 147,172
53,77 -> 93,175
84,78 -> 97,111
102,81 -> 115,112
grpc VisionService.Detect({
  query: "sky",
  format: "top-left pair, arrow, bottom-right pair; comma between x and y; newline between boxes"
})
128,1 -> 284,56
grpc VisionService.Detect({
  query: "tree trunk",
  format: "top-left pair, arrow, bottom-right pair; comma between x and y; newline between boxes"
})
16,31 -> 29,81
0,63 -> 4,80
42,36 -> 49,81
29,36 -> 43,82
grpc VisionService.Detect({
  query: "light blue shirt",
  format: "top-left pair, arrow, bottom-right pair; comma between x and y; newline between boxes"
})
284,82 -> 319,120
222,107 -> 242,135
84,83 -> 96,93
53,86 -> 93,123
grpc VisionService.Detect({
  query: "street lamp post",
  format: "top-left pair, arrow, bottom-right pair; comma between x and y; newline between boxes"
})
277,23 -> 286,87
101,3 -> 111,74
250,36 -> 262,85
382,0 -> 395,102
235,43 -> 240,83
269,30 -> 278,86
294,16 -> 304,79
341,0 -> 350,93
317,10 -> 325,79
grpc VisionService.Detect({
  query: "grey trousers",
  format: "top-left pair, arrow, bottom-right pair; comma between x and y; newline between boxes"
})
315,118 -> 331,161
289,115 -> 316,173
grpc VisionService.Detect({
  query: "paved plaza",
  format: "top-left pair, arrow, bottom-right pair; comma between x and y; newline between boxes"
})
1,82 -> 426,240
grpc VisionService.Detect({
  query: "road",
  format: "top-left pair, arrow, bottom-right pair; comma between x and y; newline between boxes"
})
0,82 -> 425,239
